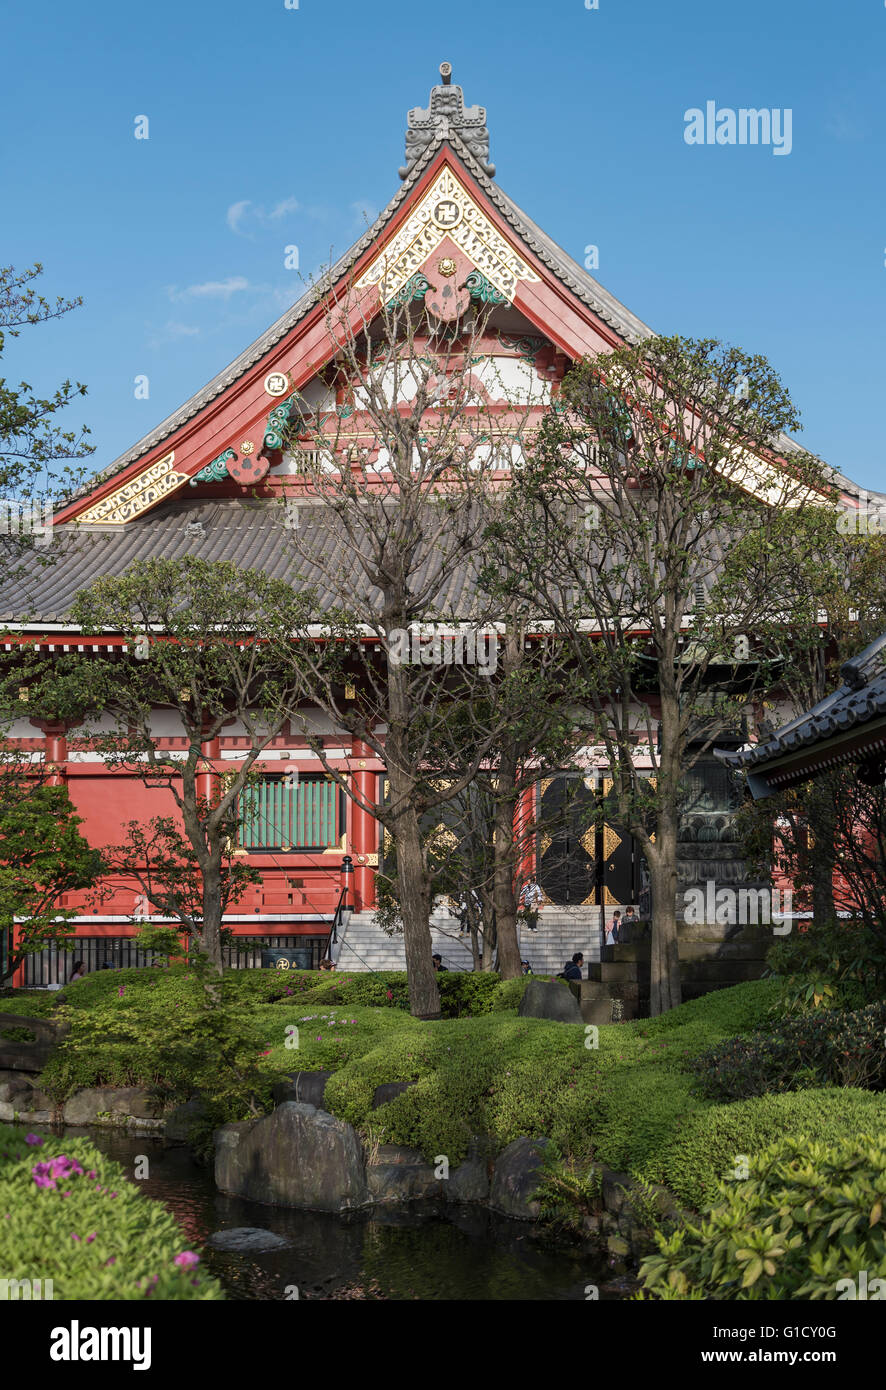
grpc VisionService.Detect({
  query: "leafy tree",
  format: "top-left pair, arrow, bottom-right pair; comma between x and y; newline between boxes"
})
28,557 -> 325,976
0,263 -> 93,571
510,336 -> 829,1014
0,783 -> 101,983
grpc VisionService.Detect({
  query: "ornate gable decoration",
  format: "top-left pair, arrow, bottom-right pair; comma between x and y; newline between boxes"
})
400,62 -> 494,178
76,451 -> 188,524
357,166 -> 540,308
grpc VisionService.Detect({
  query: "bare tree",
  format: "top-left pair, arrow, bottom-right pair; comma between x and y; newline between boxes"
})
273,272 -> 543,1015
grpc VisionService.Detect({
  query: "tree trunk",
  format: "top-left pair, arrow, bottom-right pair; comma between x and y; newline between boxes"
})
200,855 -> 225,978
806,777 -> 837,924
387,788 -> 441,1018
492,758 -> 523,980
647,820 -> 682,1016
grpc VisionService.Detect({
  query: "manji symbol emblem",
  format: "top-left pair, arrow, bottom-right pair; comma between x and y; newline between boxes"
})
356,167 -> 540,305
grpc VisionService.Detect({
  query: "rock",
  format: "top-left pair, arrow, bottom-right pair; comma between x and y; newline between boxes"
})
489,1136 -> 550,1219
272,1070 -> 333,1108
607,1234 -> 630,1257
0,1101 -> 52,1123
445,1151 -> 490,1204
215,1102 -> 370,1212
206,1227 -> 289,1253
371,1080 -> 416,1109
62,1086 -> 159,1125
601,1170 -> 633,1214
517,979 -> 582,1024
366,1144 -> 441,1202
163,1096 -> 210,1142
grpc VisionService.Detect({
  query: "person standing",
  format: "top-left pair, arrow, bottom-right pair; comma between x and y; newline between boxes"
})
519,875 -> 543,932
605,910 -> 621,946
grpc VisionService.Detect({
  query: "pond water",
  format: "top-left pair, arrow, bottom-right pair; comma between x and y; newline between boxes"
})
55,1127 -> 612,1301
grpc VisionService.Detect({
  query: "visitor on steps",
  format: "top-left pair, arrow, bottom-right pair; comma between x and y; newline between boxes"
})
518,875 -> 543,931
621,906 -> 638,936
561,952 -> 584,982
605,910 -> 622,946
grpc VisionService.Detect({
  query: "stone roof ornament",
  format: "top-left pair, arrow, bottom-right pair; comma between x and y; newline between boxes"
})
399,62 -> 495,179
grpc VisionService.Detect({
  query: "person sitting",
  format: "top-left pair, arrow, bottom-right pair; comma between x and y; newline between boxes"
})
432,953 -> 447,972
68,960 -> 87,983
562,952 -> 584,981
318,958 -> 335,972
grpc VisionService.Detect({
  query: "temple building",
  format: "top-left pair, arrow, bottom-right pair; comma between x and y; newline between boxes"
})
1,66 -> 880,984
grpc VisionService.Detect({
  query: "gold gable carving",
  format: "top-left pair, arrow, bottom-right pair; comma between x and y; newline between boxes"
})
357,167 -> 540,305
77,452 -> 189,525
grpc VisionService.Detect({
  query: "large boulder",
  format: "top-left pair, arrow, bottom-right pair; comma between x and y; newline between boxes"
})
62,1086 -> 159,1125
163,1096 -> 211,1142
490,1136 -> 550,1219
214,1102 -> 370,1211
517,978 -> 582,1024
366,1144 -> 441,1202
445,1148 -> 490,1204
272,1070 -> 333,1108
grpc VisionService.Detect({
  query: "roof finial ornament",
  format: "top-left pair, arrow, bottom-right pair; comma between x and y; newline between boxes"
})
399,63 -> 494,180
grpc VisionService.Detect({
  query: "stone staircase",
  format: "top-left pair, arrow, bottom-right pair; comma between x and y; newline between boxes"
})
332,905 -> 605,975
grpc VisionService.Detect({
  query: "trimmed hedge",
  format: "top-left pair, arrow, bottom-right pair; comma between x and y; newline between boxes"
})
0,1123 -> 223,1300
640,1132 -> 886,1299
645,1089 -> 886,1211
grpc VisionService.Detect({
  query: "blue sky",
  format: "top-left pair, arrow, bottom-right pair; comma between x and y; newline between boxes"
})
4,0 -> 885,491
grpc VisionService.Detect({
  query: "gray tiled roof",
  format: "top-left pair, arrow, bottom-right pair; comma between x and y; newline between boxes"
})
716,630 -> 886,790
0,498 -> 482,626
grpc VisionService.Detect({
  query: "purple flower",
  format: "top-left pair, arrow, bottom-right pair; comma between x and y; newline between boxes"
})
87,1170 -> 97,1179
174,1251 -> 200,1270
25,1133 -> 44,1147
118,986 -> 125,997
105,1256 -> 116,1267
86,1232 -> 97,1243
71,1232 -> 80,1241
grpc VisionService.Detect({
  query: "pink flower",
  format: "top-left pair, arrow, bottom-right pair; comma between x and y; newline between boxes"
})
25,1133 -> 43,1146
71,1232 -> 80,1241
105,1256 -> 116,1266
174,1251 -> 200,1270
118,987 -> 125,997
87,1170 -> 97,1179
86,1232 -> 97,1243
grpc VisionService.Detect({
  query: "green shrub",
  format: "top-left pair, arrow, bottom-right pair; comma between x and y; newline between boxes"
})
766,917 -> 886,1011
639,1133 -> 886,1299
0,1123 -> 224,1299
647,1089 -> 886,1210
691,1003 -> 886,1101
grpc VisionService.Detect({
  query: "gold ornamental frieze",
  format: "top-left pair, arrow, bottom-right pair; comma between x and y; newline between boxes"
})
357,168 -> 540,305
77,452 -> 189,525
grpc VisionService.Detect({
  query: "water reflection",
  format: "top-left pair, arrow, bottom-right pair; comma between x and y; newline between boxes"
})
54,1127 -> 609,1301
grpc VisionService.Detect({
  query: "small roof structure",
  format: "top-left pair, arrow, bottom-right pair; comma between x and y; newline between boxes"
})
716,631 -> 886,797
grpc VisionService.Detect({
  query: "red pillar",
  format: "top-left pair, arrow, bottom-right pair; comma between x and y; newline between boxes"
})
40,721 -> 68,787
350,739 -> 378,911
197,734 -> 220,804
514,785 -> 536,882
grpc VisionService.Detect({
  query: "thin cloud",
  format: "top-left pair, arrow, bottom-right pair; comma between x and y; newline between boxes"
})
226,196 -> 300,237
147,320 -> 202,348
167,277 -> 253,302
